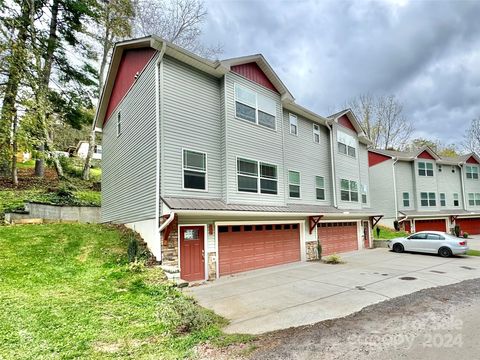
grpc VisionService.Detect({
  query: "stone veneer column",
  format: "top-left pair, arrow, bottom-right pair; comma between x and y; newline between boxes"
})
162,215 -> 179,267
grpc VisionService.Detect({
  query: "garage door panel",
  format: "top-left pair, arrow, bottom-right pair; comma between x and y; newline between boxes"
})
318,222 -> 358,256
219,224 -> 300,276
456,218 -> 480,235
415,219 -> 447,232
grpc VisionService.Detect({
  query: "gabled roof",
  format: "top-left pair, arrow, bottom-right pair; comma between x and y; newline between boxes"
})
327,108 -> 371,145
368,147 -> 480,165
220,54 -> 294,102
412,146 -> 440,160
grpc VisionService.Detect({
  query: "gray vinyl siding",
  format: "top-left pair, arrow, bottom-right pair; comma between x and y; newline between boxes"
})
395,161 -> 416,211
369,159 -> 396,218
436,164 -> 463,209
161,56 -> 222,199
220,76 -> 227,202
225,72 -> 285,205
102,53 -> 159,223
414,159 -> 439,211
463,164 -> 480,210
358,144 -> 371,208
333,124 -> 362,210
283,110 -> 332,205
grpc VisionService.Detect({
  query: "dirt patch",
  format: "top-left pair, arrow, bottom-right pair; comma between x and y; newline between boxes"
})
0,167 -> 59,190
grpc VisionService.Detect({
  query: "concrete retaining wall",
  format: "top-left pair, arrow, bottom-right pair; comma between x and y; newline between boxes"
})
20,202 -> 101,223
373,240 -> 389,248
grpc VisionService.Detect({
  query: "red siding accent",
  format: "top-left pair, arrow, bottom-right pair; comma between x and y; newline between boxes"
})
231,62 -> 278,93
104,48 -> 156,124
466,156 -> 479,164
338,114 -> 356,132
417,150 -> 435,160
368,151 -> 391,167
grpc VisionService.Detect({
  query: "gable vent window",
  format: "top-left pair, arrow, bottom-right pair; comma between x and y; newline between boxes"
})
337,131 -> 356,158
117,111 -> 122,136
289,114 -> 298,135
313,124 -> 321,143
466,165 -> 479,179
183,149 -> 207,191
418,162 -> 434,176
234,83 -> 276,130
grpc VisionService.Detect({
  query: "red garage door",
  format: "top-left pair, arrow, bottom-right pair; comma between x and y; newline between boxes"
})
218,224 -> 300,276
456,218 -> 480,235
415,219 -> 447,232
317,222 -> 358,256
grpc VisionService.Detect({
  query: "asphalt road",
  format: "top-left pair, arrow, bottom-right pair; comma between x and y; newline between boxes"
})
247,278 -> 480,360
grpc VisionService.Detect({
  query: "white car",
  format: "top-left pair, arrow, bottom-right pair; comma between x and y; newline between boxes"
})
388,231 -> 469,257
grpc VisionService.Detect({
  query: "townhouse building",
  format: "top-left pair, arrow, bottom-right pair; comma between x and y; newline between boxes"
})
369,147 -> 480,235
95,36 -> 381,282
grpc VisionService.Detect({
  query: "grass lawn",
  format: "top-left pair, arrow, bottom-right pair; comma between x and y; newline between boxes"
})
373,225 -> 409,240
0,224 -> 246,359
467,249 -> 480,256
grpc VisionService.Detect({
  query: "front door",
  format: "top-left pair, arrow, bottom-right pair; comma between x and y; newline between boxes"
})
180,226 -> 205,281
363,221 -> 370,249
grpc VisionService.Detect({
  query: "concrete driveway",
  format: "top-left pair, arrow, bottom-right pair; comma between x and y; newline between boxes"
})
185,249 -> 480,334
467,234 -> 480,250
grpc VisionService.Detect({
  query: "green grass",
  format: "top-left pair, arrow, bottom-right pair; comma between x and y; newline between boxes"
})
373,225 -> 409,240
16,160 -> 36,169
0,224 -> 239,359
0,189 -> 43,214
467,249 -> 480,256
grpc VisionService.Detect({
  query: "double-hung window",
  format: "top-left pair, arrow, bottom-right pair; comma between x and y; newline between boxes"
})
361,184 -> 368,204
466,165 -> 479,179
470,193 -> 480,206
418,162 -> 434,176
234,84 -> 276,130
289,114 -> 298,135
440,193 -> 446,207
288,171 -> 301,198
183,149 -> 207,190
340,179 -> 358,202
403,192 -> 410,207
337,131 -> 356,158
237,158 -> 278,195
315,176 -> 325,200
313,124 -> 321,143
453,193 -> 459,207
420,192 -> 436,207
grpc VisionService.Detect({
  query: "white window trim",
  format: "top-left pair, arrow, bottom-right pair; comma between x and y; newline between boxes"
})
313,123 -> 321,144
420,192 -> 436,207
418,161 -> 434,177
116,111 -> 122,137
235,156 -> 278,196
361,184 -> 368,204
402,192 -> 410,207
315,175 -> 325,201
453,193 -> 460,207
466,165 -> 479,180
288,169 -> 301,199
340,178 -> 359,202
289,113 -> 298,136
182,148 -> 208,192
234,82 -> 277,131
440,192 -> 446,207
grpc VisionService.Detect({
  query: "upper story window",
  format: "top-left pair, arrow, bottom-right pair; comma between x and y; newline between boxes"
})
288,170 -> 301,198
237,158 -> 278,195
468,193 -> 480,206
315,176 -> 325,200
403,192 -> 410,207
440,193 -> 446,207
183,149 -> 207,191
337,131 -> 356,158
340,179 -> 358,202
420,192 -> 436,207
466,165 -> 479,179
117,111 -> 122,137
438,165 -> 442,172
418,162 -> 434,176
234,83 -> 276,130
313,124 -> 321,143
361,184 -> 368,204
453,193 -> 459,207
94,145 -> 102,154
289,114 -> 298,135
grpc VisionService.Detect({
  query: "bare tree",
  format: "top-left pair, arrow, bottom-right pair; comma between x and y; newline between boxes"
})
464,117 -> 480,154
347,94 -> 413,150
133,0 -> 222,59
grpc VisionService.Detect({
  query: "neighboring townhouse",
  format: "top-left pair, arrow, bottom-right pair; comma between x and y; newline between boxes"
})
369,146 -> 480,235
95,36 -> 382,282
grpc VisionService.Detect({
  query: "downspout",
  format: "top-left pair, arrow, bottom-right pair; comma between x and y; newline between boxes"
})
159,211 -> 175,232
155,42 -> 167,259
459,164 -> 467,210
392,158 -> 399,220
326,121 -> 337,207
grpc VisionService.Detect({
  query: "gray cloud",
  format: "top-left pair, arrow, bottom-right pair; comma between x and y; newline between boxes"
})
201,0 -> 480,147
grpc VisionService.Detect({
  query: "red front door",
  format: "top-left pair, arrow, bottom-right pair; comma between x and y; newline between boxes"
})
180,226 -> 205,282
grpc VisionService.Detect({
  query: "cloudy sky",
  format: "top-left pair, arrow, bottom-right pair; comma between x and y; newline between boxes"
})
200,0 -> 480,147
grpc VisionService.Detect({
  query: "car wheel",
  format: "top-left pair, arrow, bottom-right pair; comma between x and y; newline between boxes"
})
438,247 -> 452,258
393,243 -> 404,253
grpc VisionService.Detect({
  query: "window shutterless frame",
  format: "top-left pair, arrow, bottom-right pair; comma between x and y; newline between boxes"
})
234,83 -> 276,131
235,155 -> 278,195
182,148 -> 208,192
403,192 -> 410,207
288,170 -> 301,199
313,123 -> 321,144
289,113 -> 298,136
315,175 -> 325,200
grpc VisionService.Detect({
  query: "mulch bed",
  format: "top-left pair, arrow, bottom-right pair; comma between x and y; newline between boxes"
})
0,168 -> 59,190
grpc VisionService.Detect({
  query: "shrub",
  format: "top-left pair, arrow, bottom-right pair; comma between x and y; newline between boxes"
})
127,237 -> 139,262
317,242 -> 322,260
128,259 -> 146,272
323,254 -> 343,264
454,225 -> 461,237
463,232 -> 469,239
393,220 -> 400,231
